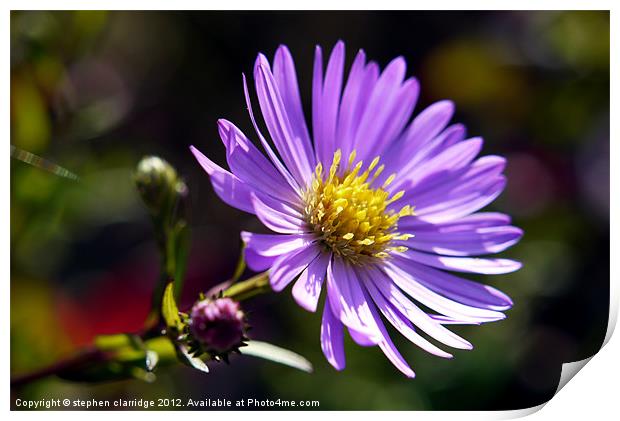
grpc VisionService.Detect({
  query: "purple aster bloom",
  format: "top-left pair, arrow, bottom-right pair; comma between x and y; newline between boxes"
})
190,41 -> 522,377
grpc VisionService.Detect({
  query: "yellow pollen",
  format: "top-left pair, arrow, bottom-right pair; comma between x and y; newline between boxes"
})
304,149 -> 415,264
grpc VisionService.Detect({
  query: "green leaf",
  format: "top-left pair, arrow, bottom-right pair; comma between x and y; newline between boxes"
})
176,344 -> 209,373
94,334 -> 132,351
144,336 -> 177,361
161,282 -> 182,331
239,340 -> 313,373
58,337 -> 177,383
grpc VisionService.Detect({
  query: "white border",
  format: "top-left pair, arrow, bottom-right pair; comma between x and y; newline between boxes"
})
4,2 -> 616,419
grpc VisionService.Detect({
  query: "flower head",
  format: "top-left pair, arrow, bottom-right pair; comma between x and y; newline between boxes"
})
191,41 -> 522,377
189,297 -> 246,355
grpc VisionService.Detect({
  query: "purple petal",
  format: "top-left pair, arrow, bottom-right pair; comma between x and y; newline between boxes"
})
361,265 -> 473,350
352,56 -> 407,163
363,276 -> 453,358
242,74 -> 300,191
335,49 -> 368,160
219,120 -> 301,206
403,100 -> 455,150
272,45 -> 315,163
429,315 -> 481,325
407,154 -> 505,201
348,328 -> 378,347
341,263 -> 384,346
190,145 -> 254,213
315,41 -> 345,166
244,248 -> 277,272
269,245 -> 321,292
391,137 -> 483,193
399,157 -> 508,223
382,123 -> 466,184
383,261 -> 507,322
391,256 -> 514,311
326,259 -> 381,341
399,249 -> 522,275
405,225 -> 523,256
251,193 -> 307,234
362,287 -> 415,378
371,77 -> 420,158
424,177 -> 506,223
312,46 -> 323,163
254,55 -> 314,186
292,252 -> 331,312
335,60 -> 380,170
250,189 -> 304,218
320,302 -> 346,370
400,212 -> 512,231
241,231 -> 316,257
410,123 -> 468,165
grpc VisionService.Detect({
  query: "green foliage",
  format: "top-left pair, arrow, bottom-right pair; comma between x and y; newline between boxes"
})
176,344 -> 210,373
240,341 -> 313,373
58,335 -> 178,383
161,282 -> 183,332
134,156 -> 191,328
11,154 -> 312,386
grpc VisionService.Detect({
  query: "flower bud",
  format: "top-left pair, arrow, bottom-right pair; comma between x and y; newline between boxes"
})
134,156 -> 187,214
189,297 -> 246,354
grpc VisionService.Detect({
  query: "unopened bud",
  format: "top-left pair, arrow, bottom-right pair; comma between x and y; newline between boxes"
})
134,156 -> 187,213
189,297 -> 246,354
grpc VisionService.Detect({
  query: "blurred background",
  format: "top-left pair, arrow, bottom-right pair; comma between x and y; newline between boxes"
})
10,11 -> 609,410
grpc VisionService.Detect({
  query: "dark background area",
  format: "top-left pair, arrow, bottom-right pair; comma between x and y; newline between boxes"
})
10,11 -> 609,410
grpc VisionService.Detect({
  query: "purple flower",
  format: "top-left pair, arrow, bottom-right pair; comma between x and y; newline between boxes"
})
190,41 -> 522,377
190,298 -> 245,354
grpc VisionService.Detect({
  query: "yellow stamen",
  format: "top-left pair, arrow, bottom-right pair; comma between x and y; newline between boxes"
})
303,149 -> 414,264
382,174 -> 396,188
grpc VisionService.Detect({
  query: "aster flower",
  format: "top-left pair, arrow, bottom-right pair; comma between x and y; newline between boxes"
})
189,297 -> 247,356
190,41 -> 522,377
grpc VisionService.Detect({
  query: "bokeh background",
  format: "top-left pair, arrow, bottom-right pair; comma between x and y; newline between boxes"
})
10,11 -> 610,410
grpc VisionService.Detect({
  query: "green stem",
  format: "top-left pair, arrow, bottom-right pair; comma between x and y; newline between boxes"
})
230,244 -> 247,282
223,271 -> 271,301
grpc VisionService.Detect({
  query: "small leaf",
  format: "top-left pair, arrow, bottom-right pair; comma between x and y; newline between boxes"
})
145,350 -> 159,372
126,334 -> 146,351
240,340 -> 313,373
162,282 -> 182,331
144,337 -> 177,361
94,334 -> 132,351
176,345 -> 209,373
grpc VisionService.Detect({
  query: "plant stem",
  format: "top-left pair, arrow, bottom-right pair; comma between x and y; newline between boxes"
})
223,271 -> 271,301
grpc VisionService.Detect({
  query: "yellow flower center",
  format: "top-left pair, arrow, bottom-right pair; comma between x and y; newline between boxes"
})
303,149 -> 414,264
